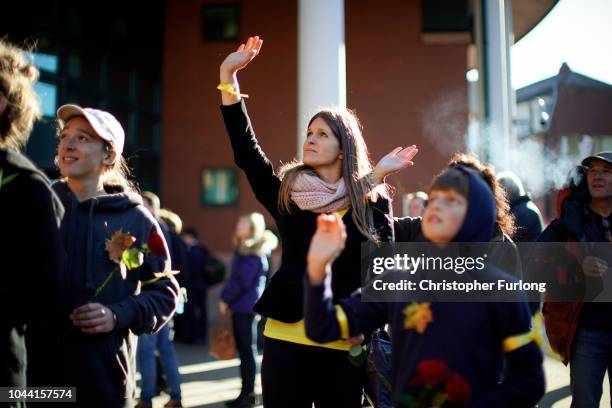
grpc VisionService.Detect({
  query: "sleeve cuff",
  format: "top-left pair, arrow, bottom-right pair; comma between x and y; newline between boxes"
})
107,299 -> 137,330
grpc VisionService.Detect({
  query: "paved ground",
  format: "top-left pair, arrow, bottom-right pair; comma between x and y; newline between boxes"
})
142,340 -> 610,408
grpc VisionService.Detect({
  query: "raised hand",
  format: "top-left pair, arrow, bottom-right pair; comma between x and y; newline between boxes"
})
220,36 -> 264,76
372,145 -> 419,184
307,213 -> 347,284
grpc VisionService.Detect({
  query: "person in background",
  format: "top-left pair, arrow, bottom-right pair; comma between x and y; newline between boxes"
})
220,212 -> 278,408
182,228 -> 210,345
0,39 -> 64,400
143,191 -> 172,245
498,171 -> 544,242
135,208 -> 185,408
403,191 -> 428,217
159,208 -> 190,341
538,152 -> 612,408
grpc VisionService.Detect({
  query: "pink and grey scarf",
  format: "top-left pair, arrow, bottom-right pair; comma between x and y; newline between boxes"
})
290,172 -> 350,213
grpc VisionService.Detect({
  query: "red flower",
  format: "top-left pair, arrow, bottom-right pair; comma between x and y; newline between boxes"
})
147,227 -> 166,257
445,373 -> 471,405
411,360 -> 450,386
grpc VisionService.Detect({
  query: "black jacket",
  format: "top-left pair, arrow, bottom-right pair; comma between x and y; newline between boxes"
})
509,195 -> 544,242
221,100 -> 393,322
0,149 -> 64,399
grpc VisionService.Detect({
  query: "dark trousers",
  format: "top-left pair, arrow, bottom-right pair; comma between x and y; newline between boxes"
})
261,337 -> 364,408
233,312 -> 257,395
570,327 -> 612,408
184,288 -> 208,344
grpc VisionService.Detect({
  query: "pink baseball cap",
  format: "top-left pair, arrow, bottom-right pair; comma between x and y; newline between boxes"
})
57,104 -> 125,156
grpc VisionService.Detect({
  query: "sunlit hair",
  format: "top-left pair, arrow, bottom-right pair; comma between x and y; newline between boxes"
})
498,171 -> 526,201
406,191 -> 428,205
159,208 -> 183,235
55,116 -> 138,192
232,212 -> 279,256
447,153 -> 516,237
142,191 -> 161,214
278,107 -> 388,243
0,39 -> 41,150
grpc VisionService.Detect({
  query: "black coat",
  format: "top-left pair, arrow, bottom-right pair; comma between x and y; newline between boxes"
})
509,195 -> 544,242
0,149 -> 64,395
221,101 -> 393,322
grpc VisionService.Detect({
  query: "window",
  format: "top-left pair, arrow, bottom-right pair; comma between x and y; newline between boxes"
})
32,52 -> 59,73
201,167 -> 239,206
202,4 -> 240,42
33,82 -> 57,118
421,0 -> 471,45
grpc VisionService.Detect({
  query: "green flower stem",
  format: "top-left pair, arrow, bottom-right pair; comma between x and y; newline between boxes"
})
92,266 -> 118,298
62,265 -> 119,342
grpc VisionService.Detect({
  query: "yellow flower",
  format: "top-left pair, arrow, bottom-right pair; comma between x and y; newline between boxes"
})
403,302 -> 433,334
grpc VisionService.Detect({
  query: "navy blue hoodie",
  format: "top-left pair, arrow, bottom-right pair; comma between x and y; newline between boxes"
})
304,166 -> 545,407
49,181 -> 179,407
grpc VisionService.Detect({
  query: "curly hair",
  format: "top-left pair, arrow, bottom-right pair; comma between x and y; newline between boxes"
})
448,153 -> 516,238
0,39 -> 41,150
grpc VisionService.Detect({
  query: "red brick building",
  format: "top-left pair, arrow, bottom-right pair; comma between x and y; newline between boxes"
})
162,0 -> 473,253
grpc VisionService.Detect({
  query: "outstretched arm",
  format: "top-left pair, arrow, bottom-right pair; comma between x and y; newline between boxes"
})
219,36 -> 282,216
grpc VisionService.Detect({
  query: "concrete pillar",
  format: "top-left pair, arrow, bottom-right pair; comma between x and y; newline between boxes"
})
297,0 -> 346,159
484,0 -> 514,169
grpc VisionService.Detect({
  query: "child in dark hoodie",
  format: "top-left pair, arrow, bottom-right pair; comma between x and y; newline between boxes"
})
50,104 -> 179,407
304,164 -> 545,407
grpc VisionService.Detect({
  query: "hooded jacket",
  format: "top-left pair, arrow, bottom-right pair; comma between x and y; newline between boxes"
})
509,194 -> 544,242
393,219 -> 522,278
221,237 -> 273,314
47,180 -> 179,407
305,165 -> 545,408
0,149 -> 64,400
537,166 -> 611,364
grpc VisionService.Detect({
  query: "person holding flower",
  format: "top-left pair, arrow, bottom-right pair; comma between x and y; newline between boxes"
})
304,164 -> 545,407
48,104 -> 179,407
219,36 -> 417,406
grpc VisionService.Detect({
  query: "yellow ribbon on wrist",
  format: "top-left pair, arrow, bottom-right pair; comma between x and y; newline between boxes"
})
217,83 -> 249,98
502,311 -> 544,353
